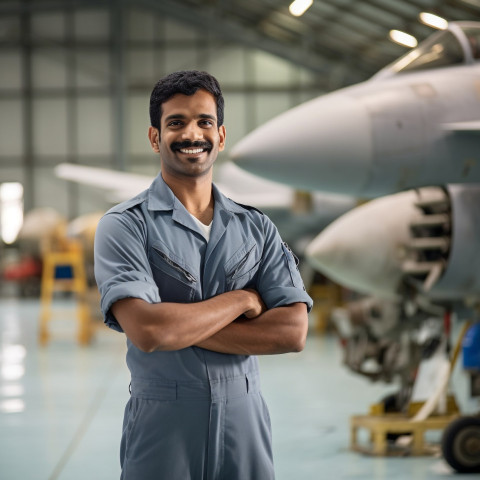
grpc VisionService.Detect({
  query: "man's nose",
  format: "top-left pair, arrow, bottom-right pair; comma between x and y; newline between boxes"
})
182,122 -> 203,141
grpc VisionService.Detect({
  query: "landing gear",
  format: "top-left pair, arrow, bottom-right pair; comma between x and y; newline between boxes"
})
441,416 -> 480,473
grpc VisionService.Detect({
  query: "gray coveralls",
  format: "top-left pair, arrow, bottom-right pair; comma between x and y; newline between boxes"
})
94,173 -> 313,480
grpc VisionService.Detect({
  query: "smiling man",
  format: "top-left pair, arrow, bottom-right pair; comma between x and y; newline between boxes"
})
94,70 -> 313,480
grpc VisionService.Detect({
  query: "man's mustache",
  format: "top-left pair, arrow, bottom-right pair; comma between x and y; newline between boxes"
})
171,140 -> 213,151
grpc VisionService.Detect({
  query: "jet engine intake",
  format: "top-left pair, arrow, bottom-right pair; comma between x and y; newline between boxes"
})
403,184 -> 480,305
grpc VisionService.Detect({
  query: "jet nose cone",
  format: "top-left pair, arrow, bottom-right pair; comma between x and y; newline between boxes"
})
305,191 -> 420,299
230,92 -> 372,195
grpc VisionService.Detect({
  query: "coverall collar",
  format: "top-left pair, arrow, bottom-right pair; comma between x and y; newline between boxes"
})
146,173 -> 245,250
146,172 -> 246,215
146,173 -> 176,212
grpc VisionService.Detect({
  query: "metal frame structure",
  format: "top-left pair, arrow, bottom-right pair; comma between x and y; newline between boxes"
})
0,0 -> 479,216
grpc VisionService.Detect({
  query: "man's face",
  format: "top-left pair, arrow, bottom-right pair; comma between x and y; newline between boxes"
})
149,89 -> 226,180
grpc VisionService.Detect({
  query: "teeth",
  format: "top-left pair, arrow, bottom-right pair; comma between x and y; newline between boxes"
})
180,148 -> 204,154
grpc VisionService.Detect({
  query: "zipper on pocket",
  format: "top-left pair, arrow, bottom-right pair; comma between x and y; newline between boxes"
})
230,245 -> 256,279
154,248 -> 197,283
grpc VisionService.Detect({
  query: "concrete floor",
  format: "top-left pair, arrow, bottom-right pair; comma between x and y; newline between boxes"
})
0,297 -> 475,479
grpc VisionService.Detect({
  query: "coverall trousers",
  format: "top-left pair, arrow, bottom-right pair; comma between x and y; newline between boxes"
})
120,373 -> 275,480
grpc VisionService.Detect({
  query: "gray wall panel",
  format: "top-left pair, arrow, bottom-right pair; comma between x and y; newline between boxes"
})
0,5 -> 324,219
0,100 -> 24,157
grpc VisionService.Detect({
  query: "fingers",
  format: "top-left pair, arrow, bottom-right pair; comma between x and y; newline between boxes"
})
243,289 -> 267,319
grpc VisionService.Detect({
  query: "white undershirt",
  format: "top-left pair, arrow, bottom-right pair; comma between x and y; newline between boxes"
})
189,213 -> 212,242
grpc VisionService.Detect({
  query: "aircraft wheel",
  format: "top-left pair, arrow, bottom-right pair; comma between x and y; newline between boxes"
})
441,416 -> 480,473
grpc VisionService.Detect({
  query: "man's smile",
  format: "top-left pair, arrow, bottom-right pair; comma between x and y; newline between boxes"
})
171,141 -> 213,155
179,148 -> 205,154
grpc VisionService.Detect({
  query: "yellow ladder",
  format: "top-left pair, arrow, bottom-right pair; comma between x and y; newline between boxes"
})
38,241 -> 92,345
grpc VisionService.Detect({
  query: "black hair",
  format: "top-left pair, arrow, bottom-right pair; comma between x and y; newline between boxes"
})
149,70 -> 224,129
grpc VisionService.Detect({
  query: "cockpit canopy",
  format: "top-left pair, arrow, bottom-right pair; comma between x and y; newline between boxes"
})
375,22 -> 480,78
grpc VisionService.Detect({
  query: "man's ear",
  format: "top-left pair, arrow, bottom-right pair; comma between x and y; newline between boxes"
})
148,127 -> 160,152
218,125 -> 226,152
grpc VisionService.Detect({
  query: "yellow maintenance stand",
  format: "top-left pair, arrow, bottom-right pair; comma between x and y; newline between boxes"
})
38,232 -> 92,346
350,397 -> 459,456
350,322 -> 472,456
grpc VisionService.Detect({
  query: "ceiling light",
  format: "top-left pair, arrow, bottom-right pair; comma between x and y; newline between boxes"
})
289,0 -> 313,17
389,30 -> 418,48
1,364 -> 25,381
419,12 -> 448,30
0,182 -> 23,244
0,398 -> 25,414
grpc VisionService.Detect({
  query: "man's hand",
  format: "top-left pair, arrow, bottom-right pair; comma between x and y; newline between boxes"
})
243,289 -> 267,319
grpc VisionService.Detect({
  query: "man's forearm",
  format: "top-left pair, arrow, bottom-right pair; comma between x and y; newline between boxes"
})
196,303 -> 308,355
111,290 -> 264,353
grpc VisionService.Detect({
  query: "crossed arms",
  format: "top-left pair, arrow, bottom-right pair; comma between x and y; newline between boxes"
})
111,291 -> 308,355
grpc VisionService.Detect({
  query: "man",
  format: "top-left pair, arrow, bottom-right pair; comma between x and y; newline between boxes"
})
94,70 -> 313,480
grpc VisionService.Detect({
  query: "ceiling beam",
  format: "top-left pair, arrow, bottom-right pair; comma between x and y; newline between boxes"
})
0,0 -> 111,15
134,0 -> 343,76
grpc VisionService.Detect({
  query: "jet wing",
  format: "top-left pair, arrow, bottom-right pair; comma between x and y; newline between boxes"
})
442,121 -> 480,132
54,163 -> 152,202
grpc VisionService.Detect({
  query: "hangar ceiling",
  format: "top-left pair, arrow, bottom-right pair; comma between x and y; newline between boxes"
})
140,0 -> 480,85
2,0 -> 479,86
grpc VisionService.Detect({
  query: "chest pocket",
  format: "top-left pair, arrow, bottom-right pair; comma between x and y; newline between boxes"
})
149,241 -> 197,303
224,237 -> 261,291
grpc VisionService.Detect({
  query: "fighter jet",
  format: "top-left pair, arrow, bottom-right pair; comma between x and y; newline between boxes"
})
231,21 -> 480,198
230,21 -> 480,470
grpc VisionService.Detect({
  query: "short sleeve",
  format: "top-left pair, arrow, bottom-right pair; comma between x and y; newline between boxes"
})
94,210 -> 161,332
256,216 -> 313,312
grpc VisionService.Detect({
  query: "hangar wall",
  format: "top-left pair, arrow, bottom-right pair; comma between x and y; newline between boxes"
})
0,5 -> 325,219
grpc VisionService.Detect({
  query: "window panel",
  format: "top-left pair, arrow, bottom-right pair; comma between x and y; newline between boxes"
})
0,100 -> 24,157
77,97 -> 112,156
75,50 -> 111,88
0,51 -> 22,90
0,16 -> 21,42
252,51 -> 294,86
165,48 -> 201,74
33,98 -> 68,156
74,9 -> 110,41
31,12 -> 66,41
255,93 -> 292,126
32,48 -> 68,89
128,94 -> 152,157
206,47 -> 246,86
164,19 -> 198,42
127,49 -> 157,86
223,93 -> 247,149
0,168 -> 24,184
127,8 -> 156,41
33,167 -> 69,216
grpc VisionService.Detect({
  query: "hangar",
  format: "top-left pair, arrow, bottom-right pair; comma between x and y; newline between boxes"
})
1,1 -> 479,479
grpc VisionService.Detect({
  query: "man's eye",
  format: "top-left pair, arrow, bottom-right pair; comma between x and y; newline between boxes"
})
168,120 -> 183,127
199,120 -> 213,127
